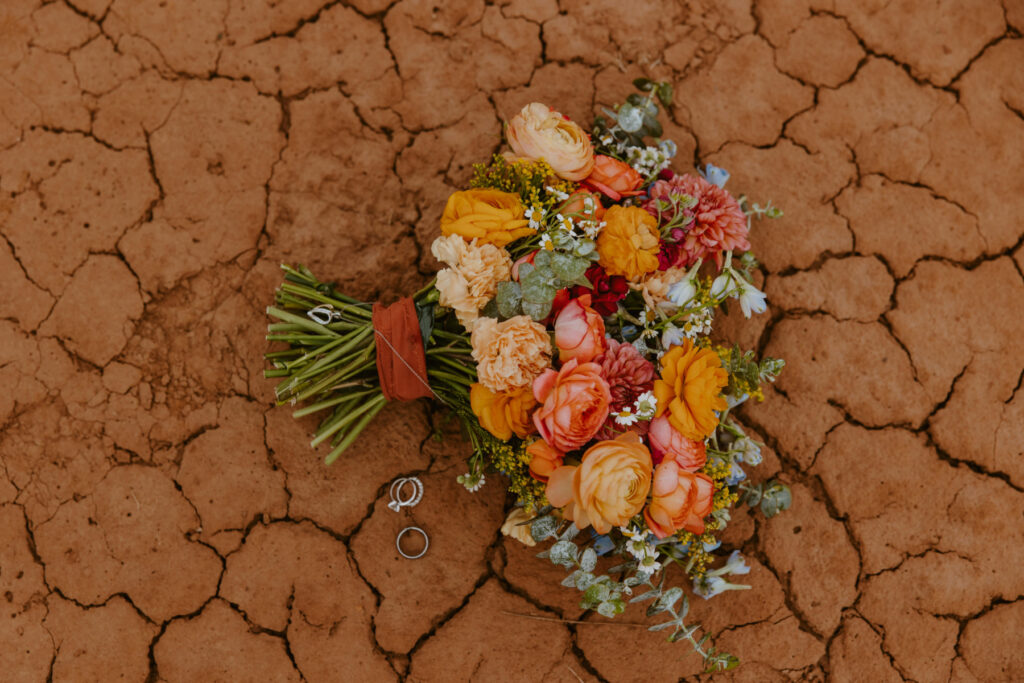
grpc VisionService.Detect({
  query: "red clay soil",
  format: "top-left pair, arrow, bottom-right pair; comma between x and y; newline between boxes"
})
1,1 -> 1023,681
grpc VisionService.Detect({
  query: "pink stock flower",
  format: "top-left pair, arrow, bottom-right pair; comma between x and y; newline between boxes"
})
645,173 -> 750,268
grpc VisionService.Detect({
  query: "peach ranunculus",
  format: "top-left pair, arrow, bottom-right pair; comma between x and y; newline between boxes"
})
471,315 -> 552,393
653,340 -> 728,441
470,383 -> 538,441
431,234 -> 512,331
440,189 -> 534,248
648,415 -> 707,470
553,294 -> 606,363
643,462 -> 715,538
583,155 -> 644,201
546,432 -> 653,534
506,103 -> 595,182
532,358 -> 612,452
559,190 -> 606,221
596,205 -> 661,281
527,439 -> 565,482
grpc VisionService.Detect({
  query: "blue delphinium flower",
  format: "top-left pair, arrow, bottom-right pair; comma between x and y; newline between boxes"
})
701,163 -> 730,188
725,461 -> 747,486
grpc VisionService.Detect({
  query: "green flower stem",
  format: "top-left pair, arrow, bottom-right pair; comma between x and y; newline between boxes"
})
324,394 -> 387,464
310,393 -> 383,448
291,326 -> 373,376
278,283 -> 373,320
266,307 -> 341,336
288,352 -> 375,404
427,368 -> 474,387
429,353 -> 477,378
292,390 -> 375,418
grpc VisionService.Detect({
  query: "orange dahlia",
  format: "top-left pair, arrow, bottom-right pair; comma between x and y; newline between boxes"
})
652,340 -> 728,440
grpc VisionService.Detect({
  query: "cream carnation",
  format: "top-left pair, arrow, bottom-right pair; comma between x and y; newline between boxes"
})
506,103 -> 595,181
471,315 -> 552,393
431,234 -> 512,332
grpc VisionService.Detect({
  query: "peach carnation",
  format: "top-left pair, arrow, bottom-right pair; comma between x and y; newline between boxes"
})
653,339 -> 728,440
471,315 -> 552,393
645,174 -> 750,267
506,103 -> 595,181
432,234 -> 512,332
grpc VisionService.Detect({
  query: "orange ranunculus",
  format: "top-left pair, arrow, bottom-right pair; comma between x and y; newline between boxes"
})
527,439 -> 565,482
546,432 -> 653,534
470,383 -> 538,441
596,205 -> 661,281
506,103 -> 595,181
648,415 -> 706,470
554,294 -> 606,364
560,190 -> 605,221
583,155 -> 644,201
440,189 -> 533,247
643,462 -> 715,538
532,358 -> 612,452
653,340 -> 728,441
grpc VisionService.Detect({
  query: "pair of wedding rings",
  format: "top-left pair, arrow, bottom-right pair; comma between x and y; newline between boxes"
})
389,476 -> 428,559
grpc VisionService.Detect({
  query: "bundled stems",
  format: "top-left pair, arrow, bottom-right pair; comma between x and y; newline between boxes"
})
264,264 -> 475,464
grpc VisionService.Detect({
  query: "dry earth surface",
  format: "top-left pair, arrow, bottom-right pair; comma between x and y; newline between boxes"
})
1,0 -> 1023,681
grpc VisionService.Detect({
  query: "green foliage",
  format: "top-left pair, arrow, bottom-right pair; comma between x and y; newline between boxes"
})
739,480 -> 793,518
498,246 -> 595,321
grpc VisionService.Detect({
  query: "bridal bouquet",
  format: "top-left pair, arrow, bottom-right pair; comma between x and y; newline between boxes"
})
265,80 -> 789,671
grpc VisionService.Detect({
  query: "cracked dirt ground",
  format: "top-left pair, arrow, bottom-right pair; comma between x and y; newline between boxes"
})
1,0 -> 1023,681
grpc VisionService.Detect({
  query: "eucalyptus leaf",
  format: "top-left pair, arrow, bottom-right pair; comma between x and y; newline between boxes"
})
617,104 -> 644,133
496,281 -> 522,319
642,114 -> 663,139
533,249 -> 552,269
596,599 -> 625,617
530,514 -> 558,542
549,540 -> 578,567
632,78 -> 654,92
517,262 -> 535,282
655,586 -> 684,613
656,82 -> 673,107
583,581 -> 610,605
522,299 -> 553,322
580,548 -> 597,573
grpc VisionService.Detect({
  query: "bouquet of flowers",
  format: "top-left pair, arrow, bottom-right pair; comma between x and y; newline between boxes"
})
265,80 -> 790,671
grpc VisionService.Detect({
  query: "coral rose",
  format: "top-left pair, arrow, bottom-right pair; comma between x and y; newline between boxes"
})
527,439 -> 565,482
643,462 -> 715,538
648,415 -> 706,470
553,294 -> 606,363
432,234 -> 512,331
597,205 -> 661,281
532,358 -> 612,452
506,103 -> 595,181
470,383 -> 538,441
471,316 -> 552,393
560,190 -> 606,221
583,155 -> 644,201
644,174 -> 750,267
441,189 -> 534,248
653,340 -> 728,440
546,432 -> 653,534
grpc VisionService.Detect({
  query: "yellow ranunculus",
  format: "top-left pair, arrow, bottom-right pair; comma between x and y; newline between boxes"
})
596,205 -> 660,281
440,189 -> 533,247
653,340 -> 728,440
470,382 -> 538,441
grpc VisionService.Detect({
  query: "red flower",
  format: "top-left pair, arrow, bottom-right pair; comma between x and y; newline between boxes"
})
570,264 -> 628,316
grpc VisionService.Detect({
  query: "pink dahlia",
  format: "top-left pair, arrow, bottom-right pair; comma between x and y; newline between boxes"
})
644,173 -> 750,268
593,339 -> 656,440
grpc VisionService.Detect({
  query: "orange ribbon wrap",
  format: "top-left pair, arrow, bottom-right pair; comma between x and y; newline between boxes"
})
372,298 -> 432,402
